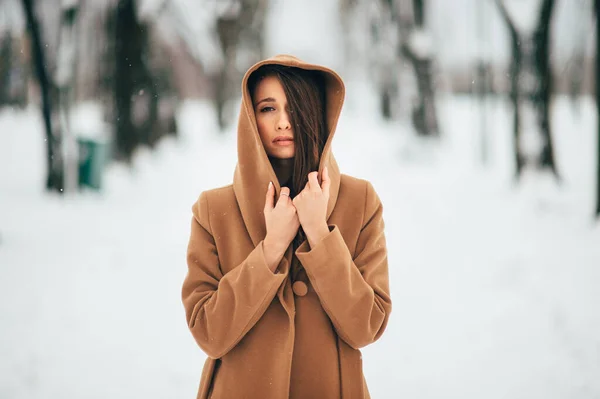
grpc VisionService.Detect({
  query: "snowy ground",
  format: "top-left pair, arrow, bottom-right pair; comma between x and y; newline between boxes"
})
1,92 -> 599,399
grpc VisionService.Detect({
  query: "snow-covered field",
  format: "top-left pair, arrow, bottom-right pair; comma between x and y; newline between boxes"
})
1,92 -> 599,399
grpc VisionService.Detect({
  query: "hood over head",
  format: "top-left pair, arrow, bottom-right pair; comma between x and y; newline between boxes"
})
233,54 -> 345,246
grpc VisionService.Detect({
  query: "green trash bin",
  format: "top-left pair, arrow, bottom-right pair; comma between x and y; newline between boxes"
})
77,137 -> 108,190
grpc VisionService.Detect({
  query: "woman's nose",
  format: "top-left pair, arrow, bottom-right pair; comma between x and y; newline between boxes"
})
277,111 -> 291,131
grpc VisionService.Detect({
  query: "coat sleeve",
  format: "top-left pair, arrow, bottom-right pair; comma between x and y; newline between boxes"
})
182,192 -> 286,359
295,181 -> 392,349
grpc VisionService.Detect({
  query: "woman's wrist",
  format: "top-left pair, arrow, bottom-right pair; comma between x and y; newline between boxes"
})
304,223 -> 330,250
263,235 -> 287,272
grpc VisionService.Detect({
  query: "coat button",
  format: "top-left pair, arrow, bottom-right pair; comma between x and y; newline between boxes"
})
292,281 -> 308,297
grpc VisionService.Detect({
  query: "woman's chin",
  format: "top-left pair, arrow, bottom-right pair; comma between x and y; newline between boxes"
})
269,149 -> 295,160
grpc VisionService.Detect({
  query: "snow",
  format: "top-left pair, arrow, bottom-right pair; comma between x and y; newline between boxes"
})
408,28 -> 435,60
1,91 -> 599,398
60,0 -> 79,9
68,101 -> 110,141
1,1 -> 600,398
213,0 -> 242,19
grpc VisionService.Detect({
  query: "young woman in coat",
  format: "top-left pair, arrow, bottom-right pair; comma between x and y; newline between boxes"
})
182,54 -> 392,399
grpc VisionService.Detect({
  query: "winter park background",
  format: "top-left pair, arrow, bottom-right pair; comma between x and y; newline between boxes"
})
1,0 -> 600,398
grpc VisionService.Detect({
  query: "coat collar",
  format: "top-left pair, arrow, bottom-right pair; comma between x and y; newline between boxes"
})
233,54 -> 345,246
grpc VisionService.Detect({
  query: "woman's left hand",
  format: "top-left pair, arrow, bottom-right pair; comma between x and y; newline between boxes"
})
293,167 -> 331,247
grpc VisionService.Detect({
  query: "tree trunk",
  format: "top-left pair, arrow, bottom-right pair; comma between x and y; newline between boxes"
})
412,0 -> 424,26
56,0 -> 81,193
113,0 -> 176,158
568,4 -> 589,115
0,34 -> 12,105
534,0 -> 559,179
215,17 -> 238,130
401,0 -> 439,136
21,0 -> 64,192
509,39 -> 523,178
114,0 -> 163,159
370,0 -> 400,121
381,88 -> 392,119
114,0 -> 140,161
214,0 -> 267,131
568,53 -> 585,116
595,0 -> 600,217
496,0 -> 558,181
495,0 -> 524,177
475,0 -> 492,165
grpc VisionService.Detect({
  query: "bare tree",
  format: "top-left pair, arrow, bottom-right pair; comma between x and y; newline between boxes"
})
0,0 -> 28,107
21,0 -> 64,192
338,0 -> 360,72
495,0 -> 559,180
399,0 -> 439,136
534,0 -> 559,178
371,0 -> 400,120
114,0 -> 145,161
112,0 -> 177,161
342,0 -> 438,134
564,1 -> 591,115
55,0 -> 81,192
339,0 -> 400,120
0,34 -> 12,105
214,0 -> 268,130
475,0 -> 493,164
594,0 -> 600,218
0,33 -> 29,108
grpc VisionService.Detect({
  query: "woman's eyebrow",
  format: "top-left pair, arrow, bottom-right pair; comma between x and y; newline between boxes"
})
255,97 -> 276,106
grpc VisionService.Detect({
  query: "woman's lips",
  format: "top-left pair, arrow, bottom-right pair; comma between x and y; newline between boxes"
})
273,136 -> 294,146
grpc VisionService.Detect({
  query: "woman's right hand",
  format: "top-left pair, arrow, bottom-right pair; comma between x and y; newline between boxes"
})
263,182 -> 300,272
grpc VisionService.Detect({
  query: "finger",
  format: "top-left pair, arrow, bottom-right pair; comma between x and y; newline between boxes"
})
299,180 -> 310,194
308,172 -> 320,192
264,181 -> 274,211
277,187 -> 291,205
321,166 -> 331,196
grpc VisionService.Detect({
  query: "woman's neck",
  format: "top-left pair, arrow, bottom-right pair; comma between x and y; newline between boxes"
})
269,157 -> 294,187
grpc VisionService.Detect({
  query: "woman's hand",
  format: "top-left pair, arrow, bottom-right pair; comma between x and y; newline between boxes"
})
263,183 -> 300,272
293,167 -> 331,248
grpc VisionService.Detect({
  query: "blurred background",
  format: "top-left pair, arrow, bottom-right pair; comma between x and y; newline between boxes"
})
1,0 -> 599,398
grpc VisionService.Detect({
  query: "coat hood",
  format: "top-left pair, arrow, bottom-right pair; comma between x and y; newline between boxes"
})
232,54 -> 346,246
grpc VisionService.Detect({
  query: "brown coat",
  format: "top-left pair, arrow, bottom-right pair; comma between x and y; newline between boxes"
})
182,55 -> 392,399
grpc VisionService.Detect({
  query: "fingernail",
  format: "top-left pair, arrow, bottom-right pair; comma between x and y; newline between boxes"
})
268,181 -> 272,188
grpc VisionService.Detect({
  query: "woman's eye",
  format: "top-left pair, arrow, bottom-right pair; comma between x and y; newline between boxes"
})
260,106 -> 275,113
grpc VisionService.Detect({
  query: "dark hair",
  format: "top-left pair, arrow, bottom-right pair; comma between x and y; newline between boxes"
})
248,65 -> 328,198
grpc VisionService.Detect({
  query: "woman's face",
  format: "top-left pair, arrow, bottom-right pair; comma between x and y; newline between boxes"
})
252,76 -> 295,159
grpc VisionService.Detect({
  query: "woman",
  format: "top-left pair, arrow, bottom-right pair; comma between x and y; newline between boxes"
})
182,54 -> 392,399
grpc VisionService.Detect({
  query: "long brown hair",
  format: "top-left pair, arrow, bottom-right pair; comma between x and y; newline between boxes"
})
248,64 -> 328,198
